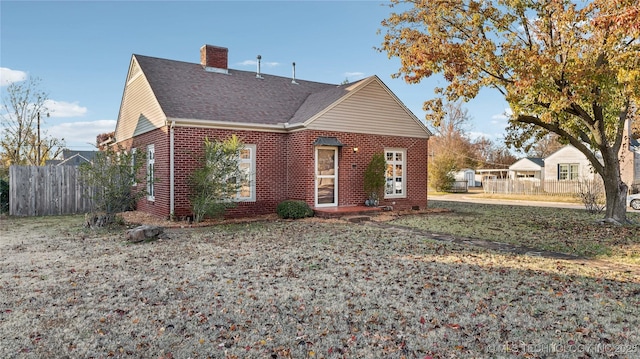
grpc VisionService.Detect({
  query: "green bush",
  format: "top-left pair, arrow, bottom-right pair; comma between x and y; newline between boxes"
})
189,135 -> 246,223
276,200 -> 314,219
0,178 -> 8,213
363,152 -> 386,204
428,153 -> 457,192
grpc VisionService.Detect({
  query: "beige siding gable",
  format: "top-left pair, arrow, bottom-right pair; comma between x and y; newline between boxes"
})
114,57 -> 167,143
305,77 -> 430,138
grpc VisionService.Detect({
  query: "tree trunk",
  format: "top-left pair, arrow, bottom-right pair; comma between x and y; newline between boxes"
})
601,150 -> 628,225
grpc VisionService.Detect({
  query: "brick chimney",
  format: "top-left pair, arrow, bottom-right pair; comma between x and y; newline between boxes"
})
200,44 -> 228,73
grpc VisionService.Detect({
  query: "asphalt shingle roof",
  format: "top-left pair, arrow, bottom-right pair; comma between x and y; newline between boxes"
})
527,157 -> 545,167
134,55 -> 357,125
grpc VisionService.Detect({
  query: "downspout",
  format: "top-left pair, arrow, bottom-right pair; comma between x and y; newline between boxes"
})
169,119 -> 175,219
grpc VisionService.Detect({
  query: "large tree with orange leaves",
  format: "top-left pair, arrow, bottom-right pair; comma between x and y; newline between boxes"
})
381,0 -> 639,224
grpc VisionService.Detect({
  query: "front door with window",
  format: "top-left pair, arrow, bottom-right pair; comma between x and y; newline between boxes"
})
315,147 -> 338,207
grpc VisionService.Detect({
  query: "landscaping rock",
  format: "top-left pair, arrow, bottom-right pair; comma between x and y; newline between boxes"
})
125,225 -> 164,242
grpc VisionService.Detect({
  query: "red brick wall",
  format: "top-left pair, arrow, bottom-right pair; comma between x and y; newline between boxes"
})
294,130 -> 428,210
171,128 -> 288,219
286,131 -> 314,203
131,128 -> 171,218
118,126 -> 428,218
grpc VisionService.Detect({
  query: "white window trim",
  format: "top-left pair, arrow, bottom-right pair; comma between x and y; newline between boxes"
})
236,144 -> 256,202
558,163 -> 579,181
314,146 -> 339,207
147,144 -> 155,201
131,148 -> 137,187
384,148 -> 407,199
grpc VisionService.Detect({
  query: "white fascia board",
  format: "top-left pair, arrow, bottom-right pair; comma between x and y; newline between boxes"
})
170,117 -> 304,133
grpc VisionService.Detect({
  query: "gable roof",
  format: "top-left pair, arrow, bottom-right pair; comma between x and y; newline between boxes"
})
301,76 -> 430,137
134,54 -> 343,125
527,157 -> 544,167
509,157 -> 544,171
45,150 -> 97,166
115,53 -> 431,141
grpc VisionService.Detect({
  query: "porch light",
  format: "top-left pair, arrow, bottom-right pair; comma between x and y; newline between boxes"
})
353,147 -> 359,153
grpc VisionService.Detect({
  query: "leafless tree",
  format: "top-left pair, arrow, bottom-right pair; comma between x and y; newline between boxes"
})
0,77 -> 65,172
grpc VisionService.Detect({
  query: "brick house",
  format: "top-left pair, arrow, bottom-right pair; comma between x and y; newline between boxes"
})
112,44 -> 431,219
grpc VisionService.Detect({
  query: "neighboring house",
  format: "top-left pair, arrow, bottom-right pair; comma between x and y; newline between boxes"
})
506,140 -> 640,192
45,150 -> 97,166
508,157 -> 544,180
538,145 -> 599,181
111,44 -> 431,219
509,146 -> 596,181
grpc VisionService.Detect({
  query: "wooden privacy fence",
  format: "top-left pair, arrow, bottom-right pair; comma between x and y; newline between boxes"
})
483,178 -> 604,196
9,165 -> 93,216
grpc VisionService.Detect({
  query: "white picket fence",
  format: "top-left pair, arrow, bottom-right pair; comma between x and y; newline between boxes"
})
483,178 -> 604,196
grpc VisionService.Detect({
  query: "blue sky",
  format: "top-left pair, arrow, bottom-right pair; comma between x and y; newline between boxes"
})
1,0 -> 510,151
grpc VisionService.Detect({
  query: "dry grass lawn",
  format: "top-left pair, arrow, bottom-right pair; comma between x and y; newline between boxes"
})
1,209 -> 639,358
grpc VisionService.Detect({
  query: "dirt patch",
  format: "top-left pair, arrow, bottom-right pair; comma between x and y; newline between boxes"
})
118,207 -> 453,228
118,211 -> 280,228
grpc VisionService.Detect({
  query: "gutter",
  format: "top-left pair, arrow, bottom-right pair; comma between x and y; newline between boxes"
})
168,119 -> 176,219
171,118 -> 305,132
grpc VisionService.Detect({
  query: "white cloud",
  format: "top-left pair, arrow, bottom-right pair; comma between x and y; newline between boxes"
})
237,60 -> 279,67
46,120 -> 116,149
491,107 -> 513,123
344,72 -> 365,78
0,67 -> 28,86
44,100 -> 88,118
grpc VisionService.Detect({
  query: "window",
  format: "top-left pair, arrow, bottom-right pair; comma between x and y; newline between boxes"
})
558,163 -> 579,180
130,148 -> 137,186
384,148 -> 406,198
236,144 -> 256,201
147,145 -> 155,201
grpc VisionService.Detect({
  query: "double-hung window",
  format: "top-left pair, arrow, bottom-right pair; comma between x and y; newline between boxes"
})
558,163 -> 579,180
236,144 -> 256,201
130,148 -> 137,187
384,148 -> 406,198
147,145 -> 155,201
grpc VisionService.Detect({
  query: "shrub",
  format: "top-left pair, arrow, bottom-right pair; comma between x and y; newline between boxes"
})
79,145 -> 147,227
576,180 -> 606,214
428,153 -> 457,192
276,200 -> 314,219
189,135 -> 247,223
363,153 -> 387,205
0,178 -> 8,213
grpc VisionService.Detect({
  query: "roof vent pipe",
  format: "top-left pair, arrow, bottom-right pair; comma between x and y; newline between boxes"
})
256,55 -> 263,79
292,62 -> 298,84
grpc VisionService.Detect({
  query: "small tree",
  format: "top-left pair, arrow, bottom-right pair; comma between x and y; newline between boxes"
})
429,153 -> 457,192
79,145 -> 147,227
189,135 -> 247,223
363,152 -> 387,206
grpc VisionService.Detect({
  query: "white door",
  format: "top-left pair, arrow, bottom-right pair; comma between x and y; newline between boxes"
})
315,147 -> 338,207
